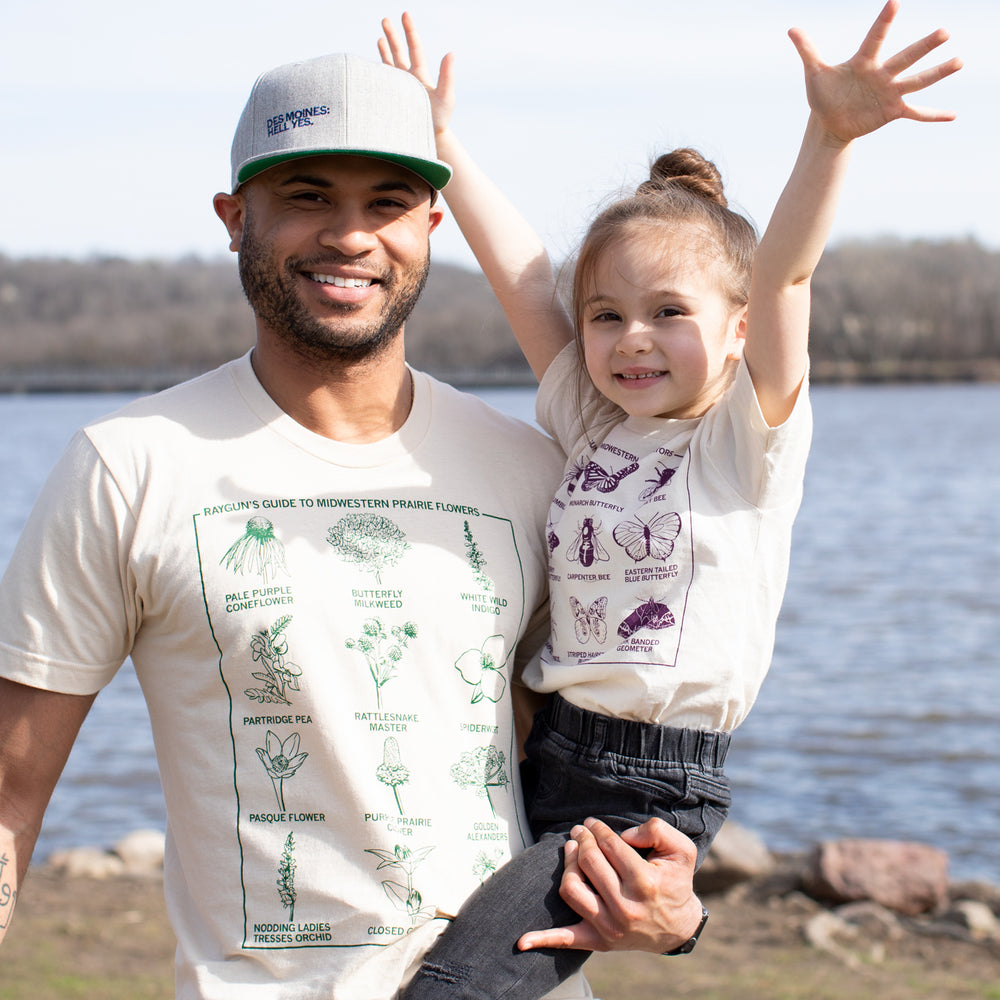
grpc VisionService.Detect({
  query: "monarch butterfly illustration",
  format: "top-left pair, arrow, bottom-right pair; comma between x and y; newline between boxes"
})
567,517 -> 611,567
618,598 -> 675,640
570,595 -> 608,645
612,508 -> 682,563
581,459 -> 639,494
638,462 -> 678,501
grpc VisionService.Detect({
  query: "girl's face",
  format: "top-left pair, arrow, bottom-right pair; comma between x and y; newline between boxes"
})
580,228 -> 746,420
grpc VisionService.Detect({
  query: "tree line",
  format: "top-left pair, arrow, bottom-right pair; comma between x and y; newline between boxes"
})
1,238 -> 997,391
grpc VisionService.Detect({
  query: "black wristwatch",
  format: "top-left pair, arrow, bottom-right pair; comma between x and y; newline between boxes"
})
662,904 -> 709,956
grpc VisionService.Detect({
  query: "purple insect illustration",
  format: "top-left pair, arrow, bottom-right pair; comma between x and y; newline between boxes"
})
567,517 -> 610,567
639,462 -> 678,501
581,459 -> 639,494
613,508 -> 682,563
570,595 -> 608,644
618,598 -> 676,640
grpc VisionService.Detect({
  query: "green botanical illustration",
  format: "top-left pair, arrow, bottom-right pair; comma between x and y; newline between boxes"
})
450,745 -> 510,817
364,844 -> 435,925
277,831 -> 297,922
463,520 -> 493,591
220,516 -> 288,583
375,737 -> 410,816
345,618 -> 418,709
245,616 -> 302,705
256,730 -> 308,810
454,634 -> 507,704
326,513 -> 410,584
472,849 -> 505,884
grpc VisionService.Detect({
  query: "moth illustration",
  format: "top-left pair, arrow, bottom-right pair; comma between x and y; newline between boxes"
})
581,459 -> 640,494
567,517 -> 610,567
618,598 -> 675,640
570,595 -> 608,644
612,508 -> 682,563
638,462 -> 678,501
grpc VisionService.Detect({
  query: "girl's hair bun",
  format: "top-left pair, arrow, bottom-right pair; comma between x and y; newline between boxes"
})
637,148 -> 728,207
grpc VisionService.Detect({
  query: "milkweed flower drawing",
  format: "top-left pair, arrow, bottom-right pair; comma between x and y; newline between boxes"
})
221,516 -> 289,582
327,513 -> 410,584
454,634 -> 507,704
376,737 -> 410,816
450,745 -> 509,817
256,730 -> 308,810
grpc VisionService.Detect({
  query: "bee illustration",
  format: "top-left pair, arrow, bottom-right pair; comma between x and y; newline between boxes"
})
618,598 -> 676,640
569,595 -> 608,644
638,461 -> 679,501
567,517 -> 611,568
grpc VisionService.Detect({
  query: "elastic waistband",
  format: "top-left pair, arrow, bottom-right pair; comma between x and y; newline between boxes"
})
543,693 -> 730,770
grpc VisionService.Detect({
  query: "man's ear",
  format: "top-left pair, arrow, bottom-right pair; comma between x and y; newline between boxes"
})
428,204 -> 445,235
213,192 -> 246,253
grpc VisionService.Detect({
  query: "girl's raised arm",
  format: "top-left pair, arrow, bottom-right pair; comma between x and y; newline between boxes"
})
379,13 -> 574,381
745,0 -> 961,426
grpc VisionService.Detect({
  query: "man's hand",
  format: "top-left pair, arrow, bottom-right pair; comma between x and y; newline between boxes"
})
517,817 -> 705,954
378,12 -> 455,137
789,0 -> 961,147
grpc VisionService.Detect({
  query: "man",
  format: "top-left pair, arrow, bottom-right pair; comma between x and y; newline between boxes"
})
0,53 -> 705,998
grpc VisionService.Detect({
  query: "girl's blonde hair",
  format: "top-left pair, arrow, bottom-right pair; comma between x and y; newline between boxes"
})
571,148 -> 759,339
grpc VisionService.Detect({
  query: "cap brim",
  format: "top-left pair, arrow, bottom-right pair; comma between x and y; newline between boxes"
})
236,148 -> 452,192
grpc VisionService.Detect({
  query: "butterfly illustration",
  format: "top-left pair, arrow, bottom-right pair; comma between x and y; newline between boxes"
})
612,508 -> 682,563
567,517 -> 610,567
618,598 -> 675,640
581,459 -> 640,494
638,462 -> 678,501
570,595 -> 608,644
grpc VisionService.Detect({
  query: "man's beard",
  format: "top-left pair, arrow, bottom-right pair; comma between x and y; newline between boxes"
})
238,217 -> 430,365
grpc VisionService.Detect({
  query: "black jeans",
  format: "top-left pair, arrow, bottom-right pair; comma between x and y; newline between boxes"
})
399,694 -> 731,1000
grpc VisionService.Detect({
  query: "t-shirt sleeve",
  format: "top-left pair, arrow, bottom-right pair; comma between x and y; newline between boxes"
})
703,358 -> 813,509
0,430 -> 138,695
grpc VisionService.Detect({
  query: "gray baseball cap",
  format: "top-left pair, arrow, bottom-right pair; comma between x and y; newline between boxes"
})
229,53 -> 452,192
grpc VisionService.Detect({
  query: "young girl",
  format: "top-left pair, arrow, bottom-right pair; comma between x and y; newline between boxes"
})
381,5 -> 960,997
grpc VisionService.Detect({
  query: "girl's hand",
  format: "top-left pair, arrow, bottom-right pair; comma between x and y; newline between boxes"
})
378,12 -> 455,137
789,0 -> 962,146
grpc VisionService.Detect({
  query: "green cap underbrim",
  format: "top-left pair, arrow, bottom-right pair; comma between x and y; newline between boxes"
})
236,148 -> 452,192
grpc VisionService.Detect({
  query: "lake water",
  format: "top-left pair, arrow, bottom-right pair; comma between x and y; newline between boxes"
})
2,384 -> 997,884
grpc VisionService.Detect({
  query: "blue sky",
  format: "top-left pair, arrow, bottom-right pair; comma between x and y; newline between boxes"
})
3,0 -> 993,268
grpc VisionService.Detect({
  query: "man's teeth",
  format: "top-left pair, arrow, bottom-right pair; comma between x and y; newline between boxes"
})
309,274 -> 373,288
620,371 -> 664,380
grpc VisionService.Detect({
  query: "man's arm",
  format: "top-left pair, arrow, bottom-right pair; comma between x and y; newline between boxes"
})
745,0 -> 960,427
0,677 -> 95,944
